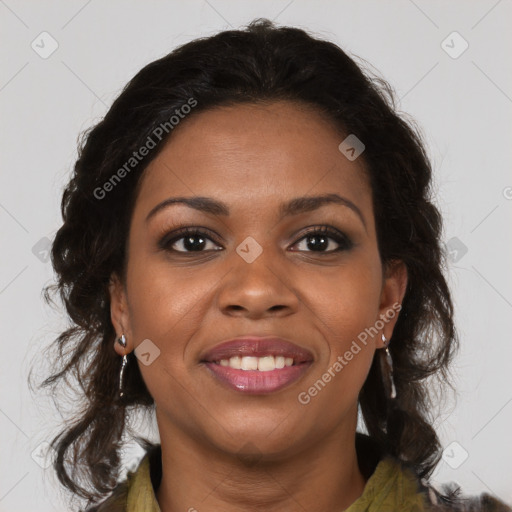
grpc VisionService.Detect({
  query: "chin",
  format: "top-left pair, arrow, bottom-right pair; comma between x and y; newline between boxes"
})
208,420 -> 306,460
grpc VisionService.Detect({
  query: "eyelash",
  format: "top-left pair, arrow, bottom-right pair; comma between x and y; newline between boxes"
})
158,225 -> 353,255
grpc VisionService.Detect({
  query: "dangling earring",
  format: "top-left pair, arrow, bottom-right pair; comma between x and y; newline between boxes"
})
117,334 -> 128,398
381,334 -> 397,399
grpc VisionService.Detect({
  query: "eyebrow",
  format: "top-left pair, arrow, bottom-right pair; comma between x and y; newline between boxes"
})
145,193 -> 367,230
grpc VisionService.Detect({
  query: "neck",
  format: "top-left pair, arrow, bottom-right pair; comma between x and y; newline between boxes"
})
155,409 -> 368,512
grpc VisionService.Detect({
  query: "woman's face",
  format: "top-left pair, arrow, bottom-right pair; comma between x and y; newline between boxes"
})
110,101 -> 407,458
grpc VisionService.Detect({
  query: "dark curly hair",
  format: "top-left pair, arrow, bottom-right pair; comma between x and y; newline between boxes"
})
36,17 -> 460,509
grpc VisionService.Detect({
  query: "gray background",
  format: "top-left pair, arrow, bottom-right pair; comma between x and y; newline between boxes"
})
1,1 -> 511,510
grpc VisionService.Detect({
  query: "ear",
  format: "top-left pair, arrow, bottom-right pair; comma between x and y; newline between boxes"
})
377,259 -> 408,347
109,272 -> 133,356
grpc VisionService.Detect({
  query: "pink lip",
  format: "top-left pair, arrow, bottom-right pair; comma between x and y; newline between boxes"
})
204,362 -> 312,394
200,336 -> 314,363
200,336 -> 314,394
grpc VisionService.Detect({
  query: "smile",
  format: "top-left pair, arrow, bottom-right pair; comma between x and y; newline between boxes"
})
203,358 -> 313,394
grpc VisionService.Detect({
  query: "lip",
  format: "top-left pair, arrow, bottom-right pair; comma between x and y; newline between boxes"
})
203,362 -> 313,394
200,336 -> 314,395
200,336 -> 314,363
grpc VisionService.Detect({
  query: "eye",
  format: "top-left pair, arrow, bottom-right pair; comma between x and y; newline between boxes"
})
291,226 -> 353,253
159,227 -> 222,253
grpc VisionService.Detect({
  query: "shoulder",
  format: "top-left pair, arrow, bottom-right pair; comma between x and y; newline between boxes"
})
355,433 -> 511,512
83,478 -> 131,512
83,443 -> 161,512
419,478 -> 512,511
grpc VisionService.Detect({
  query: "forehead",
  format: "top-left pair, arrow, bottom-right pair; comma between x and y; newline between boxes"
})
134,101 -> 372,222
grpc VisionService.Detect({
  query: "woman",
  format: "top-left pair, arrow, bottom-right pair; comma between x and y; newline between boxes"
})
39,18 -> 511,512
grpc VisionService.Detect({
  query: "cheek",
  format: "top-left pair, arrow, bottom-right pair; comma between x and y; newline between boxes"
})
127,255 -> 202,333
124,258 -> 207,382
315,256 -> 382,321
125,261 -> 209,405
309,257 -> 382,371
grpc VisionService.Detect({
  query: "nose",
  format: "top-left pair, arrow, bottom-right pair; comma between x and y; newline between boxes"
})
215,244 -> 299,319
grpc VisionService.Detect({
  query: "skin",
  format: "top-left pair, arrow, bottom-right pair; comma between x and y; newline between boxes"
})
109,100 -> 408,512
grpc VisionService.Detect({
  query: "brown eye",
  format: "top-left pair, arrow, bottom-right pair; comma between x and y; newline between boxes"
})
159,228 -> 222,253
291,226 -> 353,253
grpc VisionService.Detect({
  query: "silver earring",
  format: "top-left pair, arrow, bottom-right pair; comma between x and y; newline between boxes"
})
381,334 -> 397,399
117,334 -> 128,398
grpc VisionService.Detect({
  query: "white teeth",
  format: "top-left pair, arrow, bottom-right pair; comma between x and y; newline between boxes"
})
258,356 -> 275,371
241,356 -> 258,370
229,356 -> 241,369
216,355 -> 296,370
